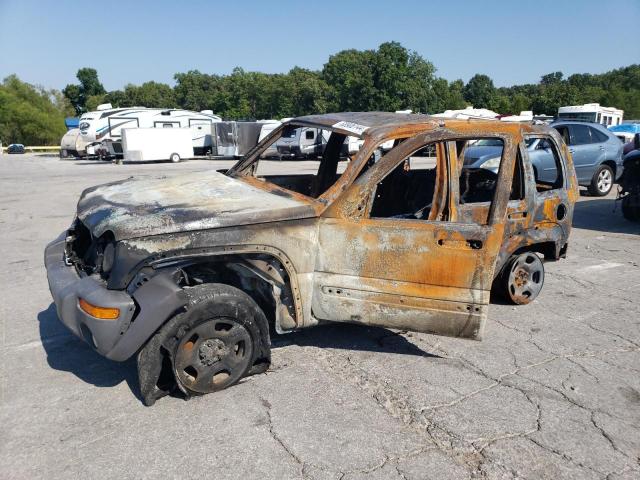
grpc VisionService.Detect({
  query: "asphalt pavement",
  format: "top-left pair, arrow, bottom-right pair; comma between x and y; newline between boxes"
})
1,154 -> 638,479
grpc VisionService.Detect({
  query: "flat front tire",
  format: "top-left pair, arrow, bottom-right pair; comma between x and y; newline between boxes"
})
137,284 -> 271,405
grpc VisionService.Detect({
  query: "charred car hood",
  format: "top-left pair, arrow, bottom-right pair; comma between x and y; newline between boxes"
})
76,170 -> 315,240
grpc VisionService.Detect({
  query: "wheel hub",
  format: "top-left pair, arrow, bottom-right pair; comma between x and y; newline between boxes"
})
514,268 -> 529,287
173,317 -> 254,394
507,253 -> 545,305
198,339 -> 227,366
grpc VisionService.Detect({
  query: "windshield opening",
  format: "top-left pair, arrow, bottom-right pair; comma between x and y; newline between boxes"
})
229,124 -> 370,200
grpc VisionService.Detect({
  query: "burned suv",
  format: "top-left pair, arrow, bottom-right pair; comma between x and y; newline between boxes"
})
45,113 -> 578,405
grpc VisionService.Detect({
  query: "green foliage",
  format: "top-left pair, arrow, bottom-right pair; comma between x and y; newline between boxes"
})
321,42 -> 440,113
4,50 -> 640,149
63,67 -> 106,115
0,75 -> 68,145
105,81 -> 177,108
463,74 -> 496,109
495,65 -> 640,117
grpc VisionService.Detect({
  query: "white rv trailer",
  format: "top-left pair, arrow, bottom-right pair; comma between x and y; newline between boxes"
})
432,106 -> 499,120
60,128 -> 90,158
78,103 -> 222,156
122,128 -> 193,163
557,103 -> 623,126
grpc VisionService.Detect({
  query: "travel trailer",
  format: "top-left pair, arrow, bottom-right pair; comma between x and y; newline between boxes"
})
257,119 -> 289,158
211,121 -> 265,158
558,103 -> 623,126
78,104 -> 222,157
275,125 -> 330,159
122,128 -> 193,163
500,111 -> 534,122
432,106 -> 498,120
60,128 -> 90,158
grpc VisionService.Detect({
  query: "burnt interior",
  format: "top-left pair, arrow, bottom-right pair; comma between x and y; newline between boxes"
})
65,220 -> 112,276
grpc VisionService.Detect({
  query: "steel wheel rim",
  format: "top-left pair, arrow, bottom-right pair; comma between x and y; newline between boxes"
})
508,253 -> 544,304
597,169 -> 612,193
174,318 -> 252,394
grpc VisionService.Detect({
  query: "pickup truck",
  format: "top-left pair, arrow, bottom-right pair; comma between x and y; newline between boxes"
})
45,112 -> 579,405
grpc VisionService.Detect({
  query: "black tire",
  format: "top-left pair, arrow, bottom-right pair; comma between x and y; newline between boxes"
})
587,164 -> 614,196
170,152 -> 181,163
622,194 -> 640,221
498,252 -> 545,305
137,283 -> 271,406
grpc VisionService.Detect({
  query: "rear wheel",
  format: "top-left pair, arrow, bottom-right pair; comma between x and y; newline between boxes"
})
170,153 -> 181,163
500,252 -> 545,305
588,164 -> 614,196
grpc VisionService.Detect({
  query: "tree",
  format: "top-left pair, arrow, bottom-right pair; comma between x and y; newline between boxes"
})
463,74 -> 496,109
174,70 -> 224,112
322,48 -> 377,111
322,42 -> 438,113
283,67 -> 329,117
106,82 -> 177,108
63,68 -> 106,114
0,75 -> 67,145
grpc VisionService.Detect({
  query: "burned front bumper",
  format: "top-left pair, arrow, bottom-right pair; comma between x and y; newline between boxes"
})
45,231 -> 187,362
45,232 -> 136,359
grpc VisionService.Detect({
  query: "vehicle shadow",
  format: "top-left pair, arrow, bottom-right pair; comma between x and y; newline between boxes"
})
38,303 -> 438,404
572,198 -> 640,235
271,322 -> 441,358
37,304 -> 143,402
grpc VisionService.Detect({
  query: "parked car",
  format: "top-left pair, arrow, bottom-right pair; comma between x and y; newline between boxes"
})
551,121 -> 623,196
45,112 -> 578,405
465,138 -> 566,185
7,143 -> 25,154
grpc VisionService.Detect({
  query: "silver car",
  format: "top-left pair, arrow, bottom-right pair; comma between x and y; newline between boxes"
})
464,122 -> 623,196
552,121 -> 623,196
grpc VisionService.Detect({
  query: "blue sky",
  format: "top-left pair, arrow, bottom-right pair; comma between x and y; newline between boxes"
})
1,0 -> 638,91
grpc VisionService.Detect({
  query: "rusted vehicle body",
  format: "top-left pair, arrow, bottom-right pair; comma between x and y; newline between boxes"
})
45,112 -> 578,405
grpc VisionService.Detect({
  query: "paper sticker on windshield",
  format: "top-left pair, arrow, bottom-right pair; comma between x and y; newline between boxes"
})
332,121 -> 369,136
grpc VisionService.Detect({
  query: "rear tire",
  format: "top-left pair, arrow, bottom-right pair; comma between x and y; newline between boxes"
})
170,153 -> 181,163
499,252 -> 545,305
588,164 -> 614,196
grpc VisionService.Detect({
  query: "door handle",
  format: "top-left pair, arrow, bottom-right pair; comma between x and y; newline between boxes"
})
436,238 -> 483,249
508,211 -> 528,219
466,239 -> 483,250
599,146 -> 605,151
569,148 -> 575,153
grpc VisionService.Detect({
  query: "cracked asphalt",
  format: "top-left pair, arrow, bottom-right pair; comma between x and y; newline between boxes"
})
1,154 -> 639,479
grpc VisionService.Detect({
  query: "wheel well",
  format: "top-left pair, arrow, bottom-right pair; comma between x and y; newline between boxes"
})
178,253 -> 299,333
602,160 -> 616,176
513,242 -> 557,260
495,241 -> 557,280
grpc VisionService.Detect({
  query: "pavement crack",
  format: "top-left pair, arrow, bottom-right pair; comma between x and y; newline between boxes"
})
259,397 -> 308,479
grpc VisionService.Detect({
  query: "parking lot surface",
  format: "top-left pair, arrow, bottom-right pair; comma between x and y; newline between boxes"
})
1,154 -> 639,479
